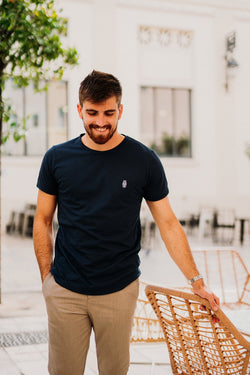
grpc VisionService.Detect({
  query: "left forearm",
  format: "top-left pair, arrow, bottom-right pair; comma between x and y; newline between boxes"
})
147,197 -> 219,310
160,219 -> 200,281
147,197 -> 201,282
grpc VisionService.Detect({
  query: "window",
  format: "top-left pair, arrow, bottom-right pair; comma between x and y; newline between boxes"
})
2,79 -> 68,156
140,87 -> 192,157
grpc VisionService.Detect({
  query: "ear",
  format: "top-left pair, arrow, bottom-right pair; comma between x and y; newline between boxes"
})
77,103 -> 83,119
118,104 -> 123,120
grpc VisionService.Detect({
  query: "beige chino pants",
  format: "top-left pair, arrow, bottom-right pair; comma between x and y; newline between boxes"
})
42,273 -> 139,375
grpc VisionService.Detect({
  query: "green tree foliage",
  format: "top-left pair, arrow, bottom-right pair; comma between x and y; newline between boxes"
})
0,0 -> 78,144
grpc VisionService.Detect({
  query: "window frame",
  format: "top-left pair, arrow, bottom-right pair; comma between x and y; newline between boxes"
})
140,85 -> 192,158
2,79 -> 69,156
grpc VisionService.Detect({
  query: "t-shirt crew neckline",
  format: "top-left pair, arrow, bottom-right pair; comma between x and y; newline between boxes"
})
78,133 -> 127,154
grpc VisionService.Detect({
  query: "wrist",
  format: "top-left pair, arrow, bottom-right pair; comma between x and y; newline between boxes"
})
188,274 -> 203,285
41,268 -> 51,283
191,277 -> 205,289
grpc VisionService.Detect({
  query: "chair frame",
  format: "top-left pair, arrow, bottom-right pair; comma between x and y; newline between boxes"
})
146,285 -> 250,375
192,249 -> 250,309
131,248 -> 250,342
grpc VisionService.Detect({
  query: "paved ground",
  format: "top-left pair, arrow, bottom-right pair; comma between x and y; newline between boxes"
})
0,231 -> 249,374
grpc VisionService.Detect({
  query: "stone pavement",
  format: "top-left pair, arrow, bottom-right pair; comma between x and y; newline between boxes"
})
0,233 -> 249,374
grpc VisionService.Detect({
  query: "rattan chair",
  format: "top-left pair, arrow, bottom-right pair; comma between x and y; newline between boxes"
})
192,249 -> 250,309
145,285 -> 250,375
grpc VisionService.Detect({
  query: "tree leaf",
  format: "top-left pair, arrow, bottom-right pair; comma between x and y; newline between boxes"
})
0,0 -> 79,145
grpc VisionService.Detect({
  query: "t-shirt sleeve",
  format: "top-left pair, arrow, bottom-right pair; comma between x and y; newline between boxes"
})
37,147 -> 58,196
143,150 -> 169,201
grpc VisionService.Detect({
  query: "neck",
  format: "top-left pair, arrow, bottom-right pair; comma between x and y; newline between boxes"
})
81,132 -> 124,151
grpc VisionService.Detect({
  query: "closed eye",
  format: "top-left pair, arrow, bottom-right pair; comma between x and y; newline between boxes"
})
86,110 -> 97,116
85,110 -> 116,116
105,110 -> 116,116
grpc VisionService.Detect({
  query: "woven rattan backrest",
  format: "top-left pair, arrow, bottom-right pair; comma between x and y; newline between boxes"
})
145,285 -> 250,375
192,249 -> 250,308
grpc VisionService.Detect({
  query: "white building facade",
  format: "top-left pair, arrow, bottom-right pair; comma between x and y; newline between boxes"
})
2,0 -> 250,231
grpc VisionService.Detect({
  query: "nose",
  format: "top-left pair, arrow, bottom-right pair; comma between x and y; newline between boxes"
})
95,114 -> 106,126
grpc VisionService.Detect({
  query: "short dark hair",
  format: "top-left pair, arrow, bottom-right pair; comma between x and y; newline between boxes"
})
79,70 -> 122,106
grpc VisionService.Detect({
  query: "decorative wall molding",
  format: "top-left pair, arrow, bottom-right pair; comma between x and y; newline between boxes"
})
118,0 -> 250,14
138,25 -> 193,48
235,10 -> 250,22
117,0 -> 215,18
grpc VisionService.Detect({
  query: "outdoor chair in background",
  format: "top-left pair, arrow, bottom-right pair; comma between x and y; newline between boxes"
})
198,207 -> 215,240
179,214 -> 200,236
140,203 -> 159,252
131,280 -> 164,343
6,204 -> 59,238
21,203 -> 37,237
145,285 -> 250,375
6,203 -> 36,237
141,218 -> 157,252
192,249 -> 250,309
212,209 -> 236,244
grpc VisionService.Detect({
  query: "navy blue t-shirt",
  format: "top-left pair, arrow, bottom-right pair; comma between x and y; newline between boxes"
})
37,135 -> 169,295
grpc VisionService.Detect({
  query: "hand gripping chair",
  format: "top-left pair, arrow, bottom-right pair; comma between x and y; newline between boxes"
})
145,285 -> 250,375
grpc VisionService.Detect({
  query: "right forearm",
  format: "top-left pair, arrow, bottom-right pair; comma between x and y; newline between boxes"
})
33,215 -> 54,282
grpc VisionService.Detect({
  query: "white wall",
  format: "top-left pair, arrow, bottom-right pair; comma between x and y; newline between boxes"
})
234,15 -> 250,215
115,1 -> 250,217
115,2 -> 217,215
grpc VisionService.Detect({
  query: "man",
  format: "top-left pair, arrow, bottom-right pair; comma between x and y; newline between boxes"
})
33,70 -> 219,375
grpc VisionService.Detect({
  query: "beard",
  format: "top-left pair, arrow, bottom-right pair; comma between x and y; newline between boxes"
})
84,123 -> 118,145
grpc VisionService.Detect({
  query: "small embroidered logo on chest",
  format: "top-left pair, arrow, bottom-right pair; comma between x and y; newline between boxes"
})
122,179 -> 127,189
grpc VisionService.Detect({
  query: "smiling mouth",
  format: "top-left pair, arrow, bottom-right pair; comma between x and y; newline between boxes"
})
90,125 -> 111,133
95,127 -> 108,132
